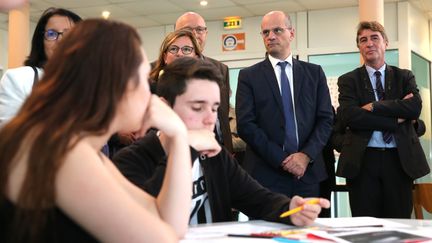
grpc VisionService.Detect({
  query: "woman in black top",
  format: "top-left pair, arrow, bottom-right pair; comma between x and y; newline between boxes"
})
0,19 -> 193,243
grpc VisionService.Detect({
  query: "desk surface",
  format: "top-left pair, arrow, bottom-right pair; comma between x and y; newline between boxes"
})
180,218 -> 432,242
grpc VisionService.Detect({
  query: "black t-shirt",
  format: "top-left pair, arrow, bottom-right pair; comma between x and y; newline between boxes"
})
1,199 -> 98,243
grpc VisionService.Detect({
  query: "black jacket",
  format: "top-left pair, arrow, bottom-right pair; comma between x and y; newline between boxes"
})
113,131 -> 293,224
336,65 -> 430,179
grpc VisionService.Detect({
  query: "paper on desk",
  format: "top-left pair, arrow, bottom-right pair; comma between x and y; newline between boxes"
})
308,228 -> 432,243
183,221 -> 293,240
315,217 -> 410,228
397,228 -> 432,238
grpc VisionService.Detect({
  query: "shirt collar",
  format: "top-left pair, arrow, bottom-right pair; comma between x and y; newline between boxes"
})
365,63 -> 386,77
268,53 -> 293,69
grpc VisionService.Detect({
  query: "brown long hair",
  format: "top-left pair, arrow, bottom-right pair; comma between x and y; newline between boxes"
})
0,19 -> 143,241
150,28 -> 202,82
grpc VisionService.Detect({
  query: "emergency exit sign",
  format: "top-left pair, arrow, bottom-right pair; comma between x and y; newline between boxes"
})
223,16 -> 242,29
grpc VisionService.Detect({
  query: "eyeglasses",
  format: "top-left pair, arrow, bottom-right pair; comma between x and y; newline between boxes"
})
260,27 -> 291,37
44,29 -> 68,41
167,45 -> 194,55
190,26 -> 207,34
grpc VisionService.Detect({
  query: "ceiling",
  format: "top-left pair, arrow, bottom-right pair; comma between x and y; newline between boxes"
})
1,0 -> 432,30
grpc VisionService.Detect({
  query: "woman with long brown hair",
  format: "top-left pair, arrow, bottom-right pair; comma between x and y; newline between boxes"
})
0,19 -> 192,243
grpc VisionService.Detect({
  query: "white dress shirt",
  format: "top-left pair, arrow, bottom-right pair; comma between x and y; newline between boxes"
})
268,54 -> 299,144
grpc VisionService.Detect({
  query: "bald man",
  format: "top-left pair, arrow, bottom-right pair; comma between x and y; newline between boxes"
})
175,12 -> 233,153
236,11 -> 333,198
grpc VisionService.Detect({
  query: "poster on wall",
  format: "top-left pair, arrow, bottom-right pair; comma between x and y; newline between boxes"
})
222,33 -> 245,51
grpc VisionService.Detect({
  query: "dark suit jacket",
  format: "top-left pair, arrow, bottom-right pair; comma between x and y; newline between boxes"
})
336,65 -> 430,180
204,56 -> 233,153
236,57 -> 333,185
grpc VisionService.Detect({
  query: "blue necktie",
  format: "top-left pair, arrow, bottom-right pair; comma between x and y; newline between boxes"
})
278,61 -> 297,153
375,71 -> 393,144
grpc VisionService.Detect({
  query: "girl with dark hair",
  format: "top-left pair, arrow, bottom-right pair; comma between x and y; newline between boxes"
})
0,19 -> 192,243
0,7 -> 81,125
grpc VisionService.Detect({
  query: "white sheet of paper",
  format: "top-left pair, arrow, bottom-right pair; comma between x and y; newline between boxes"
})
183,221 -> 293,240
315,217 -> 410,228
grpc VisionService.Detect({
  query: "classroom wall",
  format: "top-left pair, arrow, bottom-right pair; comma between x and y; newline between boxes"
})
410,2 -> 431,59
138,25 -> 173,62
0,28 -> 8,74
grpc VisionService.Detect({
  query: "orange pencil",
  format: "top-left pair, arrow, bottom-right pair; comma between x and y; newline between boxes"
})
279,198 -> 320,218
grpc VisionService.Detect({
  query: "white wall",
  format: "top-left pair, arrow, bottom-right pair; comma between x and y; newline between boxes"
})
409,3 -> 431,59
305,3 -> 398,55
308,7 -> 359,50
0,29 -> 8,74
138,25 -> 173,62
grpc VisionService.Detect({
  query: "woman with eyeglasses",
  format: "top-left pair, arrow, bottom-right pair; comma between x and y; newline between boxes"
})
149,28 -> 203,89
0,8 -> 81,126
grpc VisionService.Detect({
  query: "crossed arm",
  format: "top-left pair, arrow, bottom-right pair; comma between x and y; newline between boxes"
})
338,70 -> 422,132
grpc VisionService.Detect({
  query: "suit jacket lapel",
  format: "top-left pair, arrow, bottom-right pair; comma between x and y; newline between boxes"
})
384,65 -> 395,99
262,58 -> 284,113
360,65 -> 376,102
292,59 -> 304,104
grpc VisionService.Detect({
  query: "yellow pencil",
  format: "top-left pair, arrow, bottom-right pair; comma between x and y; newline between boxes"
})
279,198 -> 320,218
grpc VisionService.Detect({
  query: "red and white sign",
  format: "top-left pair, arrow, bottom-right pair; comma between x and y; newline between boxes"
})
222,33 -> 245,51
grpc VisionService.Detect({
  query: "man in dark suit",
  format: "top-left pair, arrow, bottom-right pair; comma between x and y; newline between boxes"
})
236,11 -> 333,198
336,21 -> 430,218
175,12 -> 233,153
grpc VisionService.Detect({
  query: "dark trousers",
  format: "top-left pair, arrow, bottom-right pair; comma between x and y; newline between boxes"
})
319,178 -> 333,218
319,144 -> 336,218
268,175 -> 320,198
347,148 -> 413,218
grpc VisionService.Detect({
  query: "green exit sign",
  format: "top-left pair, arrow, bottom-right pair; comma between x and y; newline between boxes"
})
223,17 -> 241,29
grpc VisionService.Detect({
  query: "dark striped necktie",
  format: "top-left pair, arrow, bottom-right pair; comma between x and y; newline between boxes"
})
375,71 -> 393,144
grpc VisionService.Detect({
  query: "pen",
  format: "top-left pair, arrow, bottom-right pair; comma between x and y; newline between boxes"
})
280,198 -> 320,218
227,233 -> 273,238
325,224 -> 384,229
